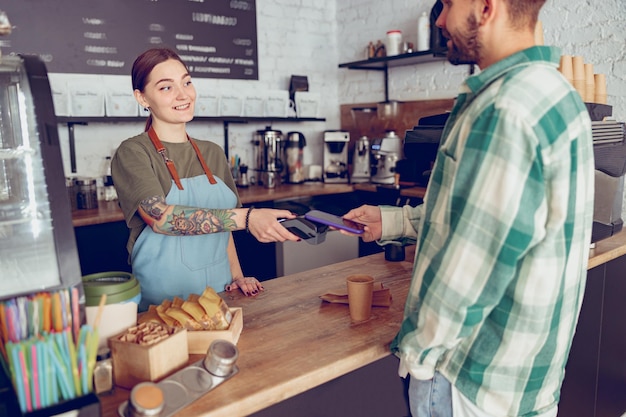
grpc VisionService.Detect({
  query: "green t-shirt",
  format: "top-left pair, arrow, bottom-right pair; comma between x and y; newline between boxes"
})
111,132 -> 240,256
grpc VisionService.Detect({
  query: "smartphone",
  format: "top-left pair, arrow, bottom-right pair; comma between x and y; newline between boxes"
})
304,210 -> 365,234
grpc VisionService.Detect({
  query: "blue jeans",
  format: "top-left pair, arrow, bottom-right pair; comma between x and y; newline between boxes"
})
408,371 -> 453,417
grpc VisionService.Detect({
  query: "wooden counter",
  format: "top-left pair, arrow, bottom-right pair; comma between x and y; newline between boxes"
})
99,247 -> 416,417
98,229 -> 626,416
71,183 -> 354,227
588,228 -> 626,269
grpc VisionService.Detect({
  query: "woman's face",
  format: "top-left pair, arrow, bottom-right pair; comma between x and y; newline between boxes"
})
134,58 -> 196,125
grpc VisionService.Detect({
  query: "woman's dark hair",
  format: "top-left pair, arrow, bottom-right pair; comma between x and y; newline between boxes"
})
131,47 -> 188,131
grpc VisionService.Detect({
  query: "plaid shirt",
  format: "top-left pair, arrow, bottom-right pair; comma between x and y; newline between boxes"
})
386,46 -> 594,416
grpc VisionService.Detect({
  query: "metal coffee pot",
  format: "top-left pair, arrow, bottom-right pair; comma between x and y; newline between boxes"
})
252,126 -> 284,188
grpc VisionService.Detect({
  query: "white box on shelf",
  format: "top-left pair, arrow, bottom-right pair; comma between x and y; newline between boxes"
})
104,76 -> 138,117
194,79 -> 220,117
68,76 -> 105,117
295,91 -> 320,118
47,74 -> 70,117
244,92 -> 265,117
219,92 -> 244,117
264,90 -> 290,118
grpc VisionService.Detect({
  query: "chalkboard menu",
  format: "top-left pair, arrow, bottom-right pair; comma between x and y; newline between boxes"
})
0,0 -> 258,80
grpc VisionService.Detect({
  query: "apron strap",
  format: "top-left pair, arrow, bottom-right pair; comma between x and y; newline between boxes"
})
147,127 -> 184,190
188,137 -> 217,185
147,127 -> 217,189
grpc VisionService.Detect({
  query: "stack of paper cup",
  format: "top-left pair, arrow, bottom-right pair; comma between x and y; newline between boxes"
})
594,74 -> 607,104
584,63 -> 595,103
559,55 -> 574,85
572,56 -> 586,99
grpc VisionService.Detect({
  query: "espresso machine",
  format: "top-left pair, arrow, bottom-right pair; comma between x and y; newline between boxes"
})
370,131 -> 403,184
252,126 -> 284,188
323,130 -> 349,183
351,136 -> 370,183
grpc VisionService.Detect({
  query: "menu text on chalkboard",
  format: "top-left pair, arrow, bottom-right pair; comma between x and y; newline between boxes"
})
0,0 -> 258,80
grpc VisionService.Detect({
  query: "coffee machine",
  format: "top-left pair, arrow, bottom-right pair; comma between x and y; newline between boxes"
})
351,136 -> 370,183
323,130 -> 349,183
370,131 -> 403,184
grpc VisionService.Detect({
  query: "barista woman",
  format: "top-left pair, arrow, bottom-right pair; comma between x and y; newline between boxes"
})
112,48 -> 300,311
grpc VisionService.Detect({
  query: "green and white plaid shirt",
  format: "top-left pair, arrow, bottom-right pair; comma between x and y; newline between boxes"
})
386,46 -> 594,416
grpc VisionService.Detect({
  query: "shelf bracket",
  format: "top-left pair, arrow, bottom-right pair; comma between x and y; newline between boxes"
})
384,67 -> 389,102
67,121 -> 87,173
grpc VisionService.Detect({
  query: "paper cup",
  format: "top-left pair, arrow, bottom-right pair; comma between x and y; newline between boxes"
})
594,73 -> 607,104
347,274 -> 375,322
559,55 -> 574,84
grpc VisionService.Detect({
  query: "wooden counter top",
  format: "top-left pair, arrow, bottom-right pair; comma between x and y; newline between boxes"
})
588,228 -> 626,269
99,247 -> 416,417
97,229 -> 626,416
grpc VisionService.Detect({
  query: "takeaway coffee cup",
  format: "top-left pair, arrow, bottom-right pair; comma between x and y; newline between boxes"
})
346,274 -> 375,322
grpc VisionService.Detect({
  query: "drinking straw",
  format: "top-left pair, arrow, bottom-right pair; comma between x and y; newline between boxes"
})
64,329 -> 81,396
17,345 -> 32,412
52,292 -> 62,332
7,343 -> 27,413
30,343 -> 41,409
78,344 -> 88,395
93,294 -> 107,329
71,287 -> 80,343
5,302 -> 18,343
42,293 -> 51,333
48,335 -> 72,399
0,303 -> 8,344
16,298 -> 27,341
36,342 -> 48,408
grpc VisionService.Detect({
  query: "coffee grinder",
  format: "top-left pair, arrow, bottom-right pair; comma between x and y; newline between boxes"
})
323,130 -> 349,183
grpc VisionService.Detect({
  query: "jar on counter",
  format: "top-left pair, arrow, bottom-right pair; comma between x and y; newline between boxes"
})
75,177 -> 98,210
128,382 -> 165,417
93,347 -> 114,395
385,30 -> 403,56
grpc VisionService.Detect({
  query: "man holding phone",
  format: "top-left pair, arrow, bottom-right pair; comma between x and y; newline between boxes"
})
341,0 -> 594,416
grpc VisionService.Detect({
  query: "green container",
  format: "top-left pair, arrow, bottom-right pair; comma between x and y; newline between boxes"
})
82,271 -> 141,306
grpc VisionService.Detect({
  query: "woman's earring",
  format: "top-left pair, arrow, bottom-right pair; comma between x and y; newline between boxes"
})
143,107 -> 150,113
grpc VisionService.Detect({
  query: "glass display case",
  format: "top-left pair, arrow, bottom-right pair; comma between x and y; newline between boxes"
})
0,53 -> 81,299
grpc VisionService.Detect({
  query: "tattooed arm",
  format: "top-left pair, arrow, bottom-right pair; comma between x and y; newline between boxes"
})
137,195 -> 301,242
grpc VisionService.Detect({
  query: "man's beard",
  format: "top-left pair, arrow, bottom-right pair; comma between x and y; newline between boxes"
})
444,13 -> 481,66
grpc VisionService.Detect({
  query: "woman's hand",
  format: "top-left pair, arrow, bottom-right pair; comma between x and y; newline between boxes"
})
225,277 -> 265,296
341,204 -> 383,242
247,208 -> 300,243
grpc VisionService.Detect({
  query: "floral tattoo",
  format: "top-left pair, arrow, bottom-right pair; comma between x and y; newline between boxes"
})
140,196 -> 236,235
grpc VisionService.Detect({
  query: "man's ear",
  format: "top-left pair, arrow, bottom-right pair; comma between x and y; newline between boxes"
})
478,0 -> 497,26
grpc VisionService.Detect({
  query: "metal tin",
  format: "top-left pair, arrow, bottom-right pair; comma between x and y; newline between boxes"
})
75,177 -> 98,210
203,340 -> 239,377
128,382 -> 164,417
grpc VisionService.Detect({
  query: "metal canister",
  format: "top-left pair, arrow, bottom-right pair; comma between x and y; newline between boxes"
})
75,177 -> 98,210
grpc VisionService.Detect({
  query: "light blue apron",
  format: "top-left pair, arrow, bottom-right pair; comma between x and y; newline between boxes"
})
132,174 -> 237,311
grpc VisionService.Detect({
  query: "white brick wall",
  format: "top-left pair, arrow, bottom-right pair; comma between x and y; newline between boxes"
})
60,0 -> 626,219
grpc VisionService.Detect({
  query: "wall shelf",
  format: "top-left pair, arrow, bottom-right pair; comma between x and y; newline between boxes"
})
339,50 -> 447,101
338,50 -> 447,71
57,116 -> 326,172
